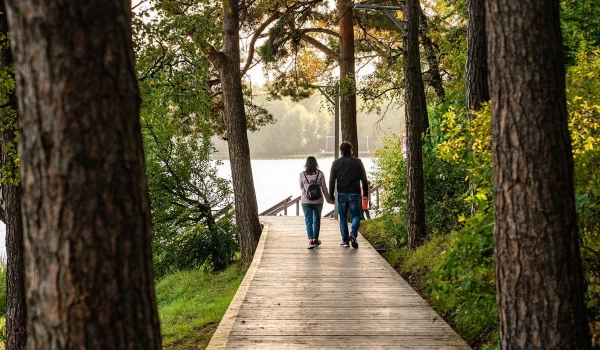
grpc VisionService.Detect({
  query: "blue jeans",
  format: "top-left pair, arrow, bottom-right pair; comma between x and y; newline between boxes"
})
302,203 -> 323,239
337,193 -> 362,242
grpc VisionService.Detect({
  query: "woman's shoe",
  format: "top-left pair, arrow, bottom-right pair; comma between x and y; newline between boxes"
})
307,240 -> 316,249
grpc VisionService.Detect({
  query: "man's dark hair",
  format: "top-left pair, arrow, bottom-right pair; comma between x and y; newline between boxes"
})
304,156 -> 319,174
340,141 -> 353,157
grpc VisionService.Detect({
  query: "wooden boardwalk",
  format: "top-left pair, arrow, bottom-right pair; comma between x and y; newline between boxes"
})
208,216 -> 470,349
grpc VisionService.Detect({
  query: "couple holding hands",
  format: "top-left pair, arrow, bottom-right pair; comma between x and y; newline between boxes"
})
299,141 -> 369,249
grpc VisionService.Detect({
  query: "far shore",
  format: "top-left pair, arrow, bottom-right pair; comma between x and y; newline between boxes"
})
211,152 -> 375,161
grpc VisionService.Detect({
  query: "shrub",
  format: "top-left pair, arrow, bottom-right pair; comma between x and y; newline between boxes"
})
143,114 -> 238,277
373,134 -> 469,246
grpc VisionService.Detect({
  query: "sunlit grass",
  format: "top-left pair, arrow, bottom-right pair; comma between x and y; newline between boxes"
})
157,265 -> 245,350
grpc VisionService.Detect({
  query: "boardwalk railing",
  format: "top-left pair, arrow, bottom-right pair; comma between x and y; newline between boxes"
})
261,185 -> 381,218
259,195 -> 302,216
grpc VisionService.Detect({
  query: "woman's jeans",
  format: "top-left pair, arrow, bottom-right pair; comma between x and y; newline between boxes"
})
301,203 -> 323,239
337,193 -> 362,242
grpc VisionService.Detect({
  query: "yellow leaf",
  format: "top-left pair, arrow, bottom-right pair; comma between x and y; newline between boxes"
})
458,215 -> 466,223
464,175 -> 469,181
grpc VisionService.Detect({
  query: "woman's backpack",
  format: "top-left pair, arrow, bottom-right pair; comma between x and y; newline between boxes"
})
304,171 -> 322,200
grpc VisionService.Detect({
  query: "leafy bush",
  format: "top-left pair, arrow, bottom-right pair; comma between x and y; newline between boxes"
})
142,107 -> 238,277
427,201 -> 497,346
567,48 -> 600,326
152,220 -> 238,278
373,133 -> 469,246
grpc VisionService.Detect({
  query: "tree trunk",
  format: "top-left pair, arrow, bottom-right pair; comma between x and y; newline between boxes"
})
2,185 -> 27,350
404,0 -> 427,250
338,0 -> 358,156
418,6 -> 444,102
5,0 -> 162,348
220,0 -> 262,262
0,2 -> 27,348
487,0 -> 592,348
466,0 -> 489,115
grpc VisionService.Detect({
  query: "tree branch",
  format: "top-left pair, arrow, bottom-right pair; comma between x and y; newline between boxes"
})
300,34 -> 339,62
300,28 -> 340,38
188,30 -> 224,69
241,12 -> 281,76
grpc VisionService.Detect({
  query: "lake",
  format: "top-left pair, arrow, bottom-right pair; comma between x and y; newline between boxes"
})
216,157 -> 376,215
0,157 -> 376,255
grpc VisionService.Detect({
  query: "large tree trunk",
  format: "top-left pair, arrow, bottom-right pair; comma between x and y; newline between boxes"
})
338,0 -> 358,156
418,6 -> 444,102
2,185 -> 26,350
220,0 -> 262,262
5,0 -> 162,348
0,2 -> 27,348
487,0 -> 592,348
466,0 -> 489,115
404,0 -> 427,250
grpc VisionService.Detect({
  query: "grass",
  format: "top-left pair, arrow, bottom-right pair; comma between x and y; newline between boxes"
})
0,260 -> 243,349
157,265 -> 245,350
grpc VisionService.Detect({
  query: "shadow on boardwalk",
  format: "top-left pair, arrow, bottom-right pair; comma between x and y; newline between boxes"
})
208,216 -> 471,349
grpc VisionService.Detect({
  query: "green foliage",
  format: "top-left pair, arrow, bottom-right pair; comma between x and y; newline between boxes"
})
373,133 -> 469,246
566,48 -> 600,323
0,30 -> 19,186
561,0 -> 600,66
156,265 -> 245,349
133,1 -> 274,139
143,116 -> 238,277
367,2 -> 600,349
427,203 -> 497,346
135,4 -> 239,277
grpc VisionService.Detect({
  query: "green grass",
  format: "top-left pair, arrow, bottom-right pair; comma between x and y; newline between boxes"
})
157,265 -> 245,350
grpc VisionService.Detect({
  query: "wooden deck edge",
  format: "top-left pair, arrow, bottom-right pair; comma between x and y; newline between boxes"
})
206,222 -> 271,349
356,228 -> 472,349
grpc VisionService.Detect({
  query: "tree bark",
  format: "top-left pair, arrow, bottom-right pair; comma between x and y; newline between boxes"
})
466,0 -> 489,115
5,0 -> 162,348
404,0 -> 427,249
338,0 -> 358,156
487,0 -> 592,348
0,2 -> 27,348
2,185 -> 26,350
220,0 -> 262,262
418,6 -> 444,101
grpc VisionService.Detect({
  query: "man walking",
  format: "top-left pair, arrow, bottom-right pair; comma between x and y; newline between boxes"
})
329,142 -> 369,248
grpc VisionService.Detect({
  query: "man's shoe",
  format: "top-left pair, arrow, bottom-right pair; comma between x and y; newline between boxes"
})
349,235 -> 359,249
340,241 -> 350,248
315,239 -> 321,247
308,241 -> 316,249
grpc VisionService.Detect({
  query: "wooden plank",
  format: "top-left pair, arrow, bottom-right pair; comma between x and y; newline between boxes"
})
207,216 -> 471,349
206,222 -> 271,349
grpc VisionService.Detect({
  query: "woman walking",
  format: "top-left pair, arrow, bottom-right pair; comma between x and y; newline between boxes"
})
300,156 -> 333,249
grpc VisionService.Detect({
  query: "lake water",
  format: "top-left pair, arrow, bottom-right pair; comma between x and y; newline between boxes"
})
0,157 -> 376,255
216,157 -> 376,216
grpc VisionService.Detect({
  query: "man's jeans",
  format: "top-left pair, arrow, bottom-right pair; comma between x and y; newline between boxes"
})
302,203 -> 323,239
337,193 -> 362,242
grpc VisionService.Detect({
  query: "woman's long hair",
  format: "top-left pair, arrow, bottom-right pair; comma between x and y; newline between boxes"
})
304,156 -> 319,175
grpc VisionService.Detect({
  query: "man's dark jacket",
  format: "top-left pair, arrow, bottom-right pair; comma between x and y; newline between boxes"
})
329,155 -> 369,201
